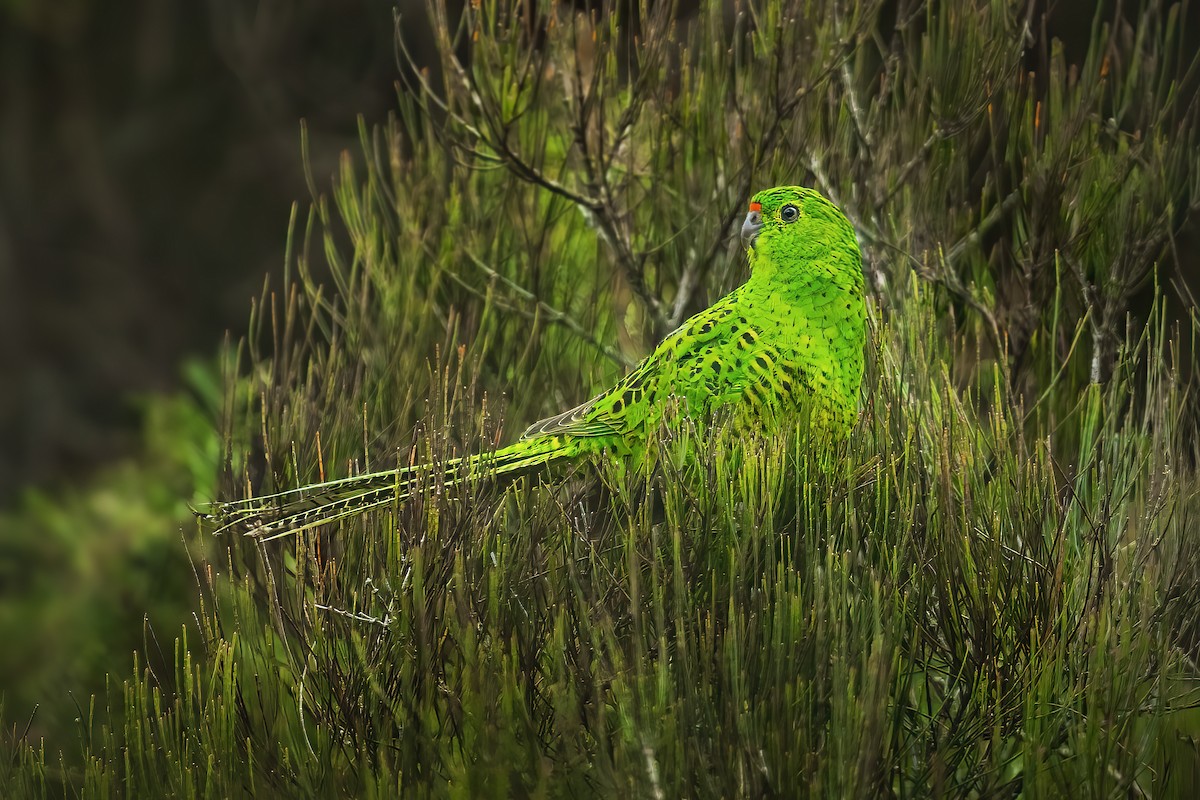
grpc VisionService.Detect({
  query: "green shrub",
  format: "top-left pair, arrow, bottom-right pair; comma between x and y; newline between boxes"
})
5,0 -> 1200,796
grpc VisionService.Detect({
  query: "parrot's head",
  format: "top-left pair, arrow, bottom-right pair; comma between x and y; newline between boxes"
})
741,186 -> 862,288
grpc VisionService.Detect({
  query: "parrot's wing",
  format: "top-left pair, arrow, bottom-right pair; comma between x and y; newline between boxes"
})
520,394 -> 617,439
520,357 -> 657,440
520,298 -> 743,441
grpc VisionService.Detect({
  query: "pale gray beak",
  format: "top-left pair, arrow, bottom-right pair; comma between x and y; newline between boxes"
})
741,210 -> 763,248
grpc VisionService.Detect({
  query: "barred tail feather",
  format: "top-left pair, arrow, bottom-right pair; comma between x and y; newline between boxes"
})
201,436 -> 574,539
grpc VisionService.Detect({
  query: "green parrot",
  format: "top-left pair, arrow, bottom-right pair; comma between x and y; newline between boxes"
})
206,186 -> 867,538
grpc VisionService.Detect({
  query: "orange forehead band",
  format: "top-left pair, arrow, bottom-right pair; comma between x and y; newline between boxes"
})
749,202 -> 762,212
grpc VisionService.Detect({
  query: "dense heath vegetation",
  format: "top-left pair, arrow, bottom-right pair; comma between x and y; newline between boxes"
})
5,0 -> 1200,796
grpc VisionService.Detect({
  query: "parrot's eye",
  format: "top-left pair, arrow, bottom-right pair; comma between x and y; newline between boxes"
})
780,204 -> 799,222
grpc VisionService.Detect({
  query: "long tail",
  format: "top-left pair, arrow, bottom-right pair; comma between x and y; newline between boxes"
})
200,436 -> 574,539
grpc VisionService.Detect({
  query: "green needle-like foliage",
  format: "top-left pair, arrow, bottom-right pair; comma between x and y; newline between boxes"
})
5,0 -> 1200,796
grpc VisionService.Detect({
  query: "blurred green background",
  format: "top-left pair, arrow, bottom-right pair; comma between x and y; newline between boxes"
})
0,0 -> 410,750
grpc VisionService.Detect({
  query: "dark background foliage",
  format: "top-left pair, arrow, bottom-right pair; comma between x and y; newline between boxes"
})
0,0 -> 400,499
